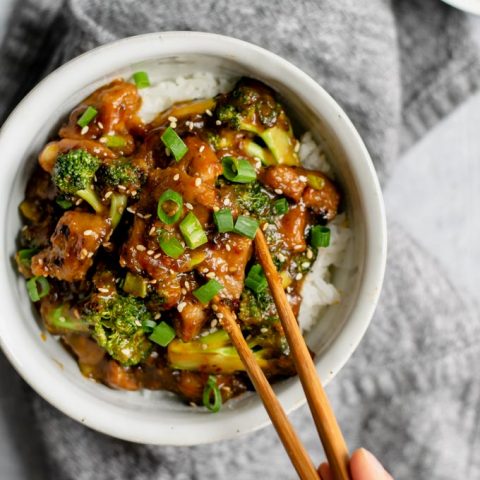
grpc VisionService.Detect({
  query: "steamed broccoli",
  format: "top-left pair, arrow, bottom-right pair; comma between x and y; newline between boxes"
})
167,329 -> 288,375
85,294 -> 153,366
214,79 -> 300,166
52,149 -> 103,213
97,159 -> 142,192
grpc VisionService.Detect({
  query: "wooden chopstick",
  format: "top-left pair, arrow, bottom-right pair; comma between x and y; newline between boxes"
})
217,303 -> 320,480
254,229 -> 351,480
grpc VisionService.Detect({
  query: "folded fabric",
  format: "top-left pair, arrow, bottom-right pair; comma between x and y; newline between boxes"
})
0,0 -> 479,478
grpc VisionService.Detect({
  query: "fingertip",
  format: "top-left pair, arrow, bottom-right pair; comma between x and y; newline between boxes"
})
351,448 -> 392,479
318,462 -> 333,480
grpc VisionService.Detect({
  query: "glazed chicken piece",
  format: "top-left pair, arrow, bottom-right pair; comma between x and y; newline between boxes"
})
279,204 -> 309,252
259,165 -> 340,220
31,211 -> 109,281
59,80 -> 144,156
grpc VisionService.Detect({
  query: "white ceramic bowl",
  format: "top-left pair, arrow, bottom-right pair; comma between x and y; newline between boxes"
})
0,32 -> 386,445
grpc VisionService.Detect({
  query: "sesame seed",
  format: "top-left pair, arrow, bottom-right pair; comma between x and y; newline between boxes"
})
262,223 -> 269,231
154,313 -> 161,320
211,319 -> 218,328
294,141 -> 300,153
136,245 -> 146,251
188,122 -> 194,131
181,288 -> 187,295
224,198 -> 231,206
206,272 -> 216,279
59,316 -> 66,323
80,248 -> 88,258
169,269 -> 175,275
199,145 -> 205,152
98,287 -> 109,293
136,212 -> 145,219
277,253 -> 286,262
177,302 -> 187,313
168,116 -> 177,123
295,273 -> 303,281
201,343 -> 208,350
99,137 -> 107,144
154,253 -> 161,259
213,205 -> 219,212
306,249 -> 313,259
173,173 -> 180,181
98,122 -> 104,129
135,320 -> 142,327
216,313 -> 224,319
131,190 -> 138,196
105,191 -> 113,199
37,258 -> 44,266
81,126 -> 89,135
206,109 -> 213,116
274,189 -> 283,195
202,268 -> 209,273
294,245 -> 303,251
229,266 -> 237,273
225,244 -> 231,252
212,304 -> 218,312
126,207 -> 136,214
260,327 -> 268,333
301,262 -> 310,269
195,178 -> 202,187
150,351 -> 159,358
147,249 -> 154,255
87,252 -> 94,258
215,119 -> 221,126
299,175 -> 308,182
256,161 -> 262,169
149,226 -> 156,235
75,198 -> 82,205
185,202 -> 193,210
165,148 -> 171,156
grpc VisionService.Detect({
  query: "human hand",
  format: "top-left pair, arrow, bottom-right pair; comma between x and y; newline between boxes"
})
319,448 -> 393,480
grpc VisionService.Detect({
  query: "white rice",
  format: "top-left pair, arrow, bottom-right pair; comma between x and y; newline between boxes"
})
138,73 -> 351,333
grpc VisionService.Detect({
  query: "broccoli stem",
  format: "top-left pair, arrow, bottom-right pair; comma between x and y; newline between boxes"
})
167,329 -> 277,374
243,139 -> 275,166
76,186 -> 104,214
44,304 -> 90,334
109,193 -> 127,228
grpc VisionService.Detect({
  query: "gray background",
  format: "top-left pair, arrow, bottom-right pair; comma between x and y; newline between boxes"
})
1,0 -> 480,478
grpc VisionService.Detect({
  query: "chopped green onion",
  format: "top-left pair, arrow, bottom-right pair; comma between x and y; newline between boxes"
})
245,264 -> 268,294
18,248 -> 39,265
141,319 -> 157,333
273,198 -> 289,215
56,198 -> 73,209
132,71 -> 150,89
203,375 -> 222,413
193,279 -> 224,304
77,106 -> 98,128
222,156 -> 256,183
122,272 -> 148,297
161,127 -> 188,162
26,276 -> 50,302
234,215 -> 259,239
158,232 -> 185,259
102,135 -> 127,148
149,321 -> 176,347
157,189 -> 183,225
179,212 -> 208,249
311,226 -> 331,248
213,209 -> 234,233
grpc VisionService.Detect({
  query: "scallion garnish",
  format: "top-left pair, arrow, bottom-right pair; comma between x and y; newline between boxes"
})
56,198 -> 73,209
142,319 -> 157,333
158,232 -> 185,259
179,212 -> 208,249
149,321 -> 176,347
77,106 -> 98,128
132,71 -> 151,89
157,189 -> 183,225
222,156 -> 256,183
203,375 -> 222,413
273,198 -> 289,215
311,226 -> 331,248
234,215 -> 259,239
161,127 -> 188,161
245,264 -> 268,294
193,279 -> 224,304
213,209 -> 234,233
103,135 -> 127,148
26,276 -> 50,302
18,248 -> 39,264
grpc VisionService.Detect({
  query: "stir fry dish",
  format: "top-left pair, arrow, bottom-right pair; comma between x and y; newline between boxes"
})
15,74 -> 340,411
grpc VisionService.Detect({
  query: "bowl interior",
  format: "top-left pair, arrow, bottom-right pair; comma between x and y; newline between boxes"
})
0,35 -> 384,445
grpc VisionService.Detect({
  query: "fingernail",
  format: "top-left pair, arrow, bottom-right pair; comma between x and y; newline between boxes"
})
360,448 -> 385,474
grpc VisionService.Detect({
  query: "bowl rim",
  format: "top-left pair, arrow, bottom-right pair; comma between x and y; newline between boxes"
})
0,31 -> 387,445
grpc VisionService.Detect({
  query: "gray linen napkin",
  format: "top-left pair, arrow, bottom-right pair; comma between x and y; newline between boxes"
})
1,1 -> 480,479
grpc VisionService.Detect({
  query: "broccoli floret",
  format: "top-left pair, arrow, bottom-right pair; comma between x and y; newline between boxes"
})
52,149 -> 103,213
167,329 -> 287,375
214,79 -> 300,166
85,294 -> 153,366
234,181 -> 272,217
97,159 -> 142,192
239,288 -> 279,326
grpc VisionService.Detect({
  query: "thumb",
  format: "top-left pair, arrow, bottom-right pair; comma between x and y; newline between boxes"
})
350,448 -> 393,480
